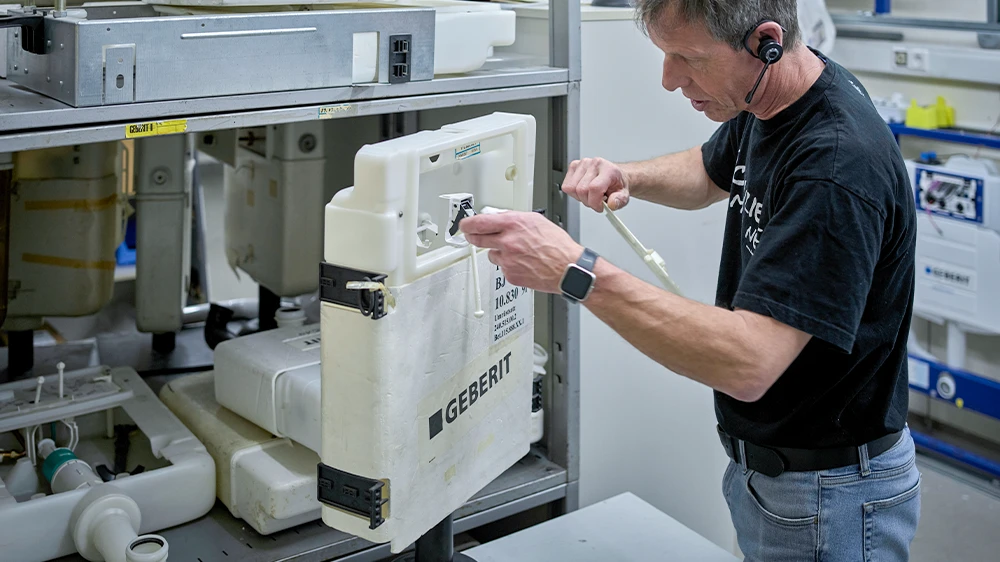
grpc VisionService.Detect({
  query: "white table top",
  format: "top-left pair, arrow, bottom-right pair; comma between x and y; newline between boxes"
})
466,492 -> 739,561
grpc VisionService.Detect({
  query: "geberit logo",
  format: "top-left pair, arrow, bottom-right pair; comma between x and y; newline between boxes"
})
428,352 -> 512,440
925,265 -> 971,287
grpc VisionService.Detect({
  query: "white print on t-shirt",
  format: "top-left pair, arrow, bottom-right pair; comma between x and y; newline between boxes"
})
729,165 -> 764,255
847,79 -> 866,98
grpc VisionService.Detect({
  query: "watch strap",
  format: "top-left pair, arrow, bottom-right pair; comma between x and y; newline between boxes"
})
577,247 -> 599,272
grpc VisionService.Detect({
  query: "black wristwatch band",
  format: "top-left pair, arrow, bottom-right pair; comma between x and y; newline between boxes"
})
577,247 -> 599,272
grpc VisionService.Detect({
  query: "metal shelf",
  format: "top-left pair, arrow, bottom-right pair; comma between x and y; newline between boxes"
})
0,60 -> 568,151
54,450 -> 567,562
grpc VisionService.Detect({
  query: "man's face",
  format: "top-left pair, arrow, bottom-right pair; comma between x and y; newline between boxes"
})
648,14 -> 758,122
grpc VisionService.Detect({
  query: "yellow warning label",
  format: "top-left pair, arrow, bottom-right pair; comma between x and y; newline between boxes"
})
318,104 -> 352,119
124,119 -> 188,139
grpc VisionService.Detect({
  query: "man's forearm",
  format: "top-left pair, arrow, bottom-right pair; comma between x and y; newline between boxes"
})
582,259 -> 800,402
620,146 -> 726,210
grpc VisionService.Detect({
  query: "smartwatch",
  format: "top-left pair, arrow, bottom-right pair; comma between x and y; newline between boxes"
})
560,248 -> 599,303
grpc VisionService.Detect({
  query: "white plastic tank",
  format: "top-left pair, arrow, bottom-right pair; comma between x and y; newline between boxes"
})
320,113 -> 537,552
7,143 -> 124,329
223,122 -> 326,296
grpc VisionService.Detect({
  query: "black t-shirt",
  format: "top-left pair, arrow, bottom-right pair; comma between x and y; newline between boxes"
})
702,53 -> 916,449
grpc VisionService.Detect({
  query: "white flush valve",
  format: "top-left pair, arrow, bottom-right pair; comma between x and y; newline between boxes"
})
440,193 -> 485,318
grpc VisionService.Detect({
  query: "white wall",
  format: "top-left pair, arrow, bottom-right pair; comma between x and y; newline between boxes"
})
571,12 -> 738,554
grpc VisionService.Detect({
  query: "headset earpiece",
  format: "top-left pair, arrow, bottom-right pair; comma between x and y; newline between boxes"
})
756,36 -> 783,64
742,22 -> 784,105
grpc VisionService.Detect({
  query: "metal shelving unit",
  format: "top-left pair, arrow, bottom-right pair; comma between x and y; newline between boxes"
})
2,0 -> 581,559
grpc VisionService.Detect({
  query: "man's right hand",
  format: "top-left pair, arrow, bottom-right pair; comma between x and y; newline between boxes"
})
562,157 -> 630,213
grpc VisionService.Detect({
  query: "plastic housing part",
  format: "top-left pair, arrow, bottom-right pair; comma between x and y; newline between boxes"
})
223,122 -> 326,296
5,143 -> 123,329
160,371 -> 320,534
0,367 -> 214,562
213,323 -> 322,450
135,135 -> 193,334
321,113 -> 536,552
906,156 -> 1000,333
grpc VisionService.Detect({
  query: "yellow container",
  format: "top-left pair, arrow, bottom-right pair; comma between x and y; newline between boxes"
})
906,96 -> 956,129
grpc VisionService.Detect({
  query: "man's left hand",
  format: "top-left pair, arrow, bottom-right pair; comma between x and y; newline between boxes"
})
460,212 -> 583,294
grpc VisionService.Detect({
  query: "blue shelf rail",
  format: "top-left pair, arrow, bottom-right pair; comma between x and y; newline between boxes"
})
910,429 -> 1000,481
889,123 -> 1000,151
908,354 -> 1000,421
907,354 -> 1000,480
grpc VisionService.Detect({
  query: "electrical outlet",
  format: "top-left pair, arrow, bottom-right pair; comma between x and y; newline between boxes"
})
893,48 -> 908,67
388,34 -> 411,84
907,48 -> 930,72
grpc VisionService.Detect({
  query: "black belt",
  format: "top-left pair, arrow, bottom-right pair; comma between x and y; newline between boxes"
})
717,426 -> 904,478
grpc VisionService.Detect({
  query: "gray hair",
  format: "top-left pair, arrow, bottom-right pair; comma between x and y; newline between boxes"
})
635,0 -> 800,51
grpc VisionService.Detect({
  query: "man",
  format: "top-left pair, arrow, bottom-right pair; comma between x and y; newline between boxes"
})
460,0 -> 919,560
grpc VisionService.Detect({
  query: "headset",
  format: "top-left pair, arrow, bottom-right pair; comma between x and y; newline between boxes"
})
742,20 -> 784,105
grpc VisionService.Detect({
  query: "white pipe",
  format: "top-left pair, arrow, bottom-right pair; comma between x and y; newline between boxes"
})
73,486 -> 167,562
907,329 -> 936,361
275,306 -> 307,328
93,510 -> 137,562
126,535 -> 169,562
946,321 -> 966,369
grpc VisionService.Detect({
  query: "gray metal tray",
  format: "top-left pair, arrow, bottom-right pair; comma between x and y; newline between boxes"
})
6,3 -> 434,107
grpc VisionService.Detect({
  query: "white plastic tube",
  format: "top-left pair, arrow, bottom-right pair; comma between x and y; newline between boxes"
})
73,485 -> 169,562
93,511 -> 139,562
907,329 -> 935,360
603,202 -> 682,295
946,321 -> 966,369
470,245 -> 484,318
126,535 -> 169,562
275,306 -> 307,328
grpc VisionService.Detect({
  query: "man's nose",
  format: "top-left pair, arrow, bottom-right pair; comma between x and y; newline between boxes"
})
661,59 -> 688,92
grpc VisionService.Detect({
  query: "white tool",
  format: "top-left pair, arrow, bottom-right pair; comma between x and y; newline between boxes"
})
603,202 -> 682,296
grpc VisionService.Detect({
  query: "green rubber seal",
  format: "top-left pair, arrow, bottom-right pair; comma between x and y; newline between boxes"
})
42,448 -> 77,483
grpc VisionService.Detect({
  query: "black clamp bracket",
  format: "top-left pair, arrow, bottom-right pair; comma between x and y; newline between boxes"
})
317,463 -> 389,530
0,8 -> 48,55
320,262 -> 393,320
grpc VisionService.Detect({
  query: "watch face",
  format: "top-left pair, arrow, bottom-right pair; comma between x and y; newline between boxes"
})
561,265 -> 595,301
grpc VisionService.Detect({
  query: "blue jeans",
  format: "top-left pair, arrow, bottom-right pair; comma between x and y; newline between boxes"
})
723,427 -> 921,562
